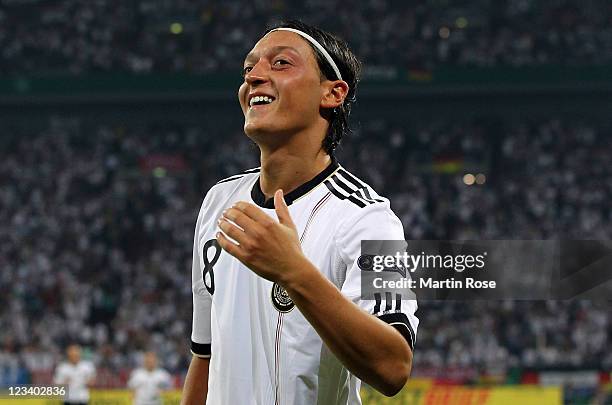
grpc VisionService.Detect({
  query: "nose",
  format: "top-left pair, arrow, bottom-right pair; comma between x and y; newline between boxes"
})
245,60 -> 270,86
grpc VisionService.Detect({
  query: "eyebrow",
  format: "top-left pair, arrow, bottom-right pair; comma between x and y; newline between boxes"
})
244,46 -> 301,64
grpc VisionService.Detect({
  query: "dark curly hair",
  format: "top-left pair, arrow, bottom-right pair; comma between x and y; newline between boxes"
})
264,20 -> 362,155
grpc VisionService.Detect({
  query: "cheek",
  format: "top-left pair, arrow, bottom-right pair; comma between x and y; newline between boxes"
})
237,83 -> 248,111
280,78 -> 321,116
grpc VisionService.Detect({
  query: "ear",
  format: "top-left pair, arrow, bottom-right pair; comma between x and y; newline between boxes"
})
320,80 -> 349,109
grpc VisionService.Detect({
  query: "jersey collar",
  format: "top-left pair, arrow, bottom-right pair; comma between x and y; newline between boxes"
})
251,156 -> 339,208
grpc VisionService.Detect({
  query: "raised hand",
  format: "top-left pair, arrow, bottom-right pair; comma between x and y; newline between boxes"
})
217,190 -> 309,286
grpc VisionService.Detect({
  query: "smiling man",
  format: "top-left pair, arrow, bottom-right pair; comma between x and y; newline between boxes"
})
181,20 -> 418,405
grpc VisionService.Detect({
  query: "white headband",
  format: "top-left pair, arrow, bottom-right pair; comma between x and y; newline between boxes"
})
269,27 -> 343,81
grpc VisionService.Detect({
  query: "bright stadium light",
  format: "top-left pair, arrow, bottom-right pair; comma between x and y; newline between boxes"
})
153,167 -> 167,178
170,22 -> 183,35
476,173 -> 486,185
439,26 -> 450,39
456,17 -> 468,29
463,173 -> 475,185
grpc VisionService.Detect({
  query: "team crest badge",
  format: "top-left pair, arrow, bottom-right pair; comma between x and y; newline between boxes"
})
271,283 -> 295,313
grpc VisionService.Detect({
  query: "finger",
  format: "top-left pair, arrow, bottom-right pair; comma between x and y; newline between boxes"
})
234,201 -> 276,226
274,189 -> 295,228
223,207 -> 258,233
216,231 -> 242,259
218,217 -> 248,245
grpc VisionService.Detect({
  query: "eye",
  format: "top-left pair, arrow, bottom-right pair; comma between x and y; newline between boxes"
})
242,66 -> 253,76
273,59 -> 290,67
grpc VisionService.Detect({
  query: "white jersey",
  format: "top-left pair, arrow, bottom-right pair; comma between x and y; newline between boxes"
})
53,360 -> 95,403
128,367 -> 172,405
191,158 -> 418,405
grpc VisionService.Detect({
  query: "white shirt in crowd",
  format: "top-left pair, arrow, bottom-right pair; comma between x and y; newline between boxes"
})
128,367 -> 172,405
53,361 -> 96,403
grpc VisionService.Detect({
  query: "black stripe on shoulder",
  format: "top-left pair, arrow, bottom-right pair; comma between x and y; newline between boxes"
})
338,169 -> 385,203
324,179 -> 367,208
331,174 -> 358,194
377,312 -> 415,351
329,175 -> 373,207
328,177 -> 370,208
332,174 -> 377,205
215,167 -> 260,185
324,179 -> 347,200
190,340 -> 211,357
356,188 -> 377,205
361,187 -> 384,203
338,168 -> 366,188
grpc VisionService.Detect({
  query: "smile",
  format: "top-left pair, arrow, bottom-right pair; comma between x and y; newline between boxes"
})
248,95 -> 276,109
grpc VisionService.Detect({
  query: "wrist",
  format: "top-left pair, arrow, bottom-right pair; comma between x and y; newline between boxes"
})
280,255 -> 317,292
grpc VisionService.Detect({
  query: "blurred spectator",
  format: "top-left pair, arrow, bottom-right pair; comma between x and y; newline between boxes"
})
53,344 -> 96,404
128,351 -> 172,405
0,0 -> 611,75
0,114 -> 610,384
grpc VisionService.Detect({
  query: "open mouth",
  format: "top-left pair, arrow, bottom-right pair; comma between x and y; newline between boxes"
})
249,95 -> 276,109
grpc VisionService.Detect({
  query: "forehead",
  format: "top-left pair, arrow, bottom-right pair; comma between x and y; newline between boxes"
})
245,30 -> 318,65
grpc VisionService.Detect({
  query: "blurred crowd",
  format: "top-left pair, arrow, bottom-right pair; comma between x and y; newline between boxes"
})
0,113 -> 610,385
1,0 -> 612,75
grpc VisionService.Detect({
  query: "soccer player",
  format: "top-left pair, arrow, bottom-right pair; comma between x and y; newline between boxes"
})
53,344 -> 96,405
128,351 -> 172,405
182,20 -> 418,405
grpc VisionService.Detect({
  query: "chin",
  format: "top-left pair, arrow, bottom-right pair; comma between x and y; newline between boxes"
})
244,121 -> 277,137
244,125 -> 291,148
244,124 -> 265,138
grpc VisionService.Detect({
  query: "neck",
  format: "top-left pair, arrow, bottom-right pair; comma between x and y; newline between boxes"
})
259,148 -> 331,201
251,120 -> 332,200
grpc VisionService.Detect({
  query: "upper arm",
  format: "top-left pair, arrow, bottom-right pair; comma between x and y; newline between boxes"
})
181,356 -> 210,405
335,203 -> 419,351
191,194 -> 213,358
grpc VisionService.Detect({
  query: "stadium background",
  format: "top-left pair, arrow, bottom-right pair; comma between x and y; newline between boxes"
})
1,0 -> 611,404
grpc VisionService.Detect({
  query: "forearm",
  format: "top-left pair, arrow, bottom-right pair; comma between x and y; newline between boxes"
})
181,356 -> 209,405
283,260 -> 413,396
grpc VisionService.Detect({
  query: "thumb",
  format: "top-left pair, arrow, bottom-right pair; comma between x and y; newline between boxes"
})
274,189 -> 295,228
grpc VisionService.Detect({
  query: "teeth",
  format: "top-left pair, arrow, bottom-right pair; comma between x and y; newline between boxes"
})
249,95 -> 274,107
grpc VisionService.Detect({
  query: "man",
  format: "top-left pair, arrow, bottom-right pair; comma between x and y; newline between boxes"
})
182,20 -> 418,404
53,344 -> 96,405
128,351 -> 172,405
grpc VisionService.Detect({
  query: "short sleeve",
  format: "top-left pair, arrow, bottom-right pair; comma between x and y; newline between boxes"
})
161,370 -> 173,388
127,369 -> 138,389
335,202 -> 419,351
190,195 -> 213,358
53,364 -> 65,384
87,362 -> 96,379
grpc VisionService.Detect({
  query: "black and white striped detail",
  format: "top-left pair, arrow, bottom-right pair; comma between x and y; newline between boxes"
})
378,312 -> 416,351
324,169 -> 384,208
190,340 -> 211,358
274,314 -> 284,405
373,292 -> 415,350
215,167 -> 261,185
